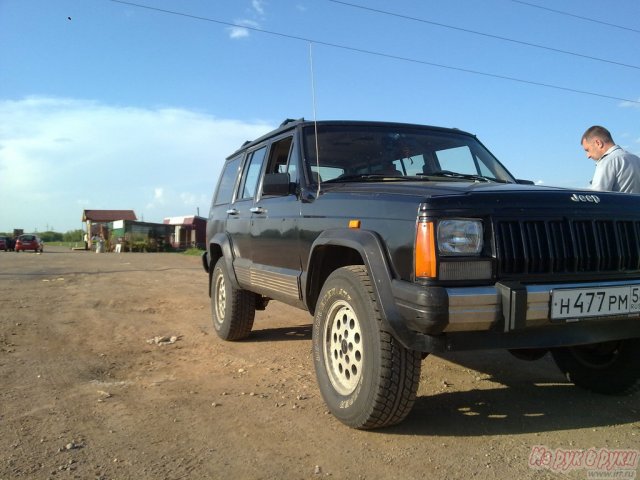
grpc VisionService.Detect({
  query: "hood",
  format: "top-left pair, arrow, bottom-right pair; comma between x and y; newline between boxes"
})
321,180 -> 562,196
320,180 -> 640,215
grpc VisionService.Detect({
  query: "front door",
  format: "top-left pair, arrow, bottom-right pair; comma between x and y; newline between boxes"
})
248,135 -> 304,305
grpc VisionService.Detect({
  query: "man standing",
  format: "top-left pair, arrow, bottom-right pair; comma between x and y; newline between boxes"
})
581,125 -> 640,193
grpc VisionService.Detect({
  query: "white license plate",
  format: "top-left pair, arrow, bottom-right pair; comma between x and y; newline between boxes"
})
551,285 -> 640,320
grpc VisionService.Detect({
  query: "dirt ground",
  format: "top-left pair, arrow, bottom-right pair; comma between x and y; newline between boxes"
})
1,246 -> 639,480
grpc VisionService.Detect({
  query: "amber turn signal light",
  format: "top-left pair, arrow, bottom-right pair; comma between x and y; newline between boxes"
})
415,221 -> 436,278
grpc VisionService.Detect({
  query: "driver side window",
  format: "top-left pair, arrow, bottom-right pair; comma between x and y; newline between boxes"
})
265,136 -> 298,184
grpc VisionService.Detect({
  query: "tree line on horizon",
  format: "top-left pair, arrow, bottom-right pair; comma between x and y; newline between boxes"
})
0,230 -> 83,242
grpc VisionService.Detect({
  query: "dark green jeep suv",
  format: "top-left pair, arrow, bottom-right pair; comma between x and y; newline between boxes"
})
203,119 -> 640,429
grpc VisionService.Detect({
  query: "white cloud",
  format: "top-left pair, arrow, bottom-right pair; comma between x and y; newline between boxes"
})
227,0 -> 265,40
228,19 -> 260,39
228,25 -> 250,39
146,187 -> 166,210
619,97 -> 640,109
0,96 -> 275,232
251,0 -> 265,16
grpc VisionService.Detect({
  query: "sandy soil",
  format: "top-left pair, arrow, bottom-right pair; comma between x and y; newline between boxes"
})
1,246 -> 639,480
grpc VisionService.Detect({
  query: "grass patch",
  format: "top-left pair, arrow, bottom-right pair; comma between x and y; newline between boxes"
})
183,247 -> 205,256
44,241 -> 205,255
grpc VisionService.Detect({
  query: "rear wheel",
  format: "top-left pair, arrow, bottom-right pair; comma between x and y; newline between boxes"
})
551,338 -> 640,395
210,257 -> 255,340
312,266 -> 422,429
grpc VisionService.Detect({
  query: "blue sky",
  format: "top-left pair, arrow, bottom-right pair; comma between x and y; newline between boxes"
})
1,0 -> 639,233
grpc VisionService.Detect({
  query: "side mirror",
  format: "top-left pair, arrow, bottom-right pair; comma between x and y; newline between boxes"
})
262,172 -> 291,196
516,179 -> 535,185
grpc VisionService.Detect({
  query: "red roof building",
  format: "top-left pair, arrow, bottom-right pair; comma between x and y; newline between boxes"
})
82,210 -> 137,223
82,209 -> 137,248
163,215 -> 206,249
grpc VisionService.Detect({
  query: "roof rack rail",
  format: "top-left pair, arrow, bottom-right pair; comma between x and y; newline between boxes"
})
279,117 -> 304,127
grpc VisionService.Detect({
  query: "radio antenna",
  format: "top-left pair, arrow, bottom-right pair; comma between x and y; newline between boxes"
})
309,42 -> 321,198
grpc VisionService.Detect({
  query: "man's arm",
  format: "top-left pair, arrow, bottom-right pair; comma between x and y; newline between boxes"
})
591,158 -> 617,191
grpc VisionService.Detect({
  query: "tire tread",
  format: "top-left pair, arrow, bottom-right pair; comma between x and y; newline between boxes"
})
551,339 -> 640,396
225,288 -> 256,340
345,265 -> 422,429
211,258 -> 255,341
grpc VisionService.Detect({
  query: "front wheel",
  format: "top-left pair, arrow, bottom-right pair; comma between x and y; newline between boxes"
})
312,266 -> 422,429
551,338 -> 640,395
210,257 -> 255,341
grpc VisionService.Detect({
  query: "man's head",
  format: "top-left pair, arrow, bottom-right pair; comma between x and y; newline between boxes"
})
581,125 -> 615,161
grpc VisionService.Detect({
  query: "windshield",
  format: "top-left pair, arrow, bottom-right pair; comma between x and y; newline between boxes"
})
302,124 -> 516,183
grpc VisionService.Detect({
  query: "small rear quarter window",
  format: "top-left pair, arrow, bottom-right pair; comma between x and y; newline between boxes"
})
214,156 -> 242,205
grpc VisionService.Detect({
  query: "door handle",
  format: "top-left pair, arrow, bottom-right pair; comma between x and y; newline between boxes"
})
250,206 -> 266,214
226,208 -> 239,215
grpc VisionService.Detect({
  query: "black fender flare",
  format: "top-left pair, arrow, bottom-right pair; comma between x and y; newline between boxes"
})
306,228 -> 420,349
207,232 -> 241,293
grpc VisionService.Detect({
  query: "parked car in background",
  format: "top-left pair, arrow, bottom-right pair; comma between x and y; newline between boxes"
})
0,236 -> 9,251
15,234 -> 44,253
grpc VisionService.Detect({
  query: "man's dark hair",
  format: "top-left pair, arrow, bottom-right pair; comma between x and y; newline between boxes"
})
582,125 -> 614,144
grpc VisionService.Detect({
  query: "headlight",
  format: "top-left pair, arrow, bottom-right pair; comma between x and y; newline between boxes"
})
437,219 -> 483,255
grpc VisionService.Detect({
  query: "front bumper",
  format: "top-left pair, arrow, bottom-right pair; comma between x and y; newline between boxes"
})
391,279 -> 640,350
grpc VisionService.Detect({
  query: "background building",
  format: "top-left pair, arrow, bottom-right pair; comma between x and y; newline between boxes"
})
82,209 -> 137,248
163,215 -> 206,250
109,219 -> 172,252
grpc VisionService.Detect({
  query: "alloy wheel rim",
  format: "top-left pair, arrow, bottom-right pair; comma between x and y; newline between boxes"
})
323,300 -> 364,396
214,273 -> 226,324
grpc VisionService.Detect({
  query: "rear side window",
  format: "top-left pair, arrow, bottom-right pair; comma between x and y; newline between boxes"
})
214,156 -> 242,205
239,146 -> 267,200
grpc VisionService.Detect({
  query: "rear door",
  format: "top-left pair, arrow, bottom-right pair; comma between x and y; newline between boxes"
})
226,145 -> 268,278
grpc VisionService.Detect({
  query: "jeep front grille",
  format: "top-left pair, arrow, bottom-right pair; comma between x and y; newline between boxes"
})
495,219 -> 640,275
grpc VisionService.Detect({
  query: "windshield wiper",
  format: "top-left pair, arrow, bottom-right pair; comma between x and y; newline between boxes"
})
422,170 -> 494,183
323,173 -> 405,183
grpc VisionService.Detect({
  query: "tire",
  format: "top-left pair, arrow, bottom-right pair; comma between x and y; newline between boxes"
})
312,265 -> 422,429
210,257 -> 255,341
551,338 -> 640,395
